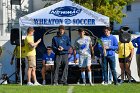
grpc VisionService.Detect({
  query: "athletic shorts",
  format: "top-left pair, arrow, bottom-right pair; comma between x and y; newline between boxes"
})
27,56 -> 36,67
44,64 -> 54,71
79,55 -> 92,67
119,54 -> 131,63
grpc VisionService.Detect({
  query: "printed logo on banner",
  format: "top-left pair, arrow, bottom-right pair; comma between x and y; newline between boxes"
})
65,19 -> 71,24
49,6 -> 82,17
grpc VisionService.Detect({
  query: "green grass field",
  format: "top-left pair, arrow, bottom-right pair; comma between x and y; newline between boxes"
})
0,83 -> 140,93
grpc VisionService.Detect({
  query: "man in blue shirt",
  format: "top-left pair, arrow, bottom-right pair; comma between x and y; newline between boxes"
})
41,46 -> 55,85
132,36 -> 140,79
98,27 -> 118,85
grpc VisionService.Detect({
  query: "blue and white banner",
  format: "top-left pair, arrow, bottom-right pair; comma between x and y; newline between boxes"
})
49,6 -> 82,17
33,18 -> 95,25
19,0 -> 109,27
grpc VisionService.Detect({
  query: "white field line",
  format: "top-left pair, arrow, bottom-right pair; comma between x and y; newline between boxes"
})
67,86 -> 74,93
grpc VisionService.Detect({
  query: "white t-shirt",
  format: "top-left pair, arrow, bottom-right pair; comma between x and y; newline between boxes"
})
74,36 -> 92,57
102,39 -> 111,48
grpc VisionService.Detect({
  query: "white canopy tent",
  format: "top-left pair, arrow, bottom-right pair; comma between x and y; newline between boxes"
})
18,0 -> 109,85
19,0 -> 109,27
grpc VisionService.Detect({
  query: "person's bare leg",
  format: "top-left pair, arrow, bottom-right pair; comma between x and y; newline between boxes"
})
31,67 -> 37,82
27,67 -> 34,85
119,63 -> 125,81
27,68 -> 32,82
125,63 -> 131,80
42,66 -> 46,81
120,63 -> 125,83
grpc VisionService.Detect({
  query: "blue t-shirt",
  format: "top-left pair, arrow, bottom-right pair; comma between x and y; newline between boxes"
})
42,53 -> 55,64
68,53 -> 79,63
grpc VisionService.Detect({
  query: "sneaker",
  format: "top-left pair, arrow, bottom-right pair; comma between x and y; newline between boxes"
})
53,82 -> 58,86
103,82 -> 108,85
101,81 -> 104,84
114,82 -> 120,85
128,80 -> 131,83
83,79 -> 86,86
77,82 -> 80,85
89,82 -> 94,86
83,81 -> 86,86
42,80 -> 46,85
27,82 -> 34,86
34,81 -> 41,86
119,80 -> 124,84
108,81 -> 112,84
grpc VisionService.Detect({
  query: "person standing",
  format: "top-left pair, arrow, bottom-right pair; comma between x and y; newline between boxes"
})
118,41 -> 134,83
52,25 -> 71,85
24,27 -> 41,85
74,28 -> 94,86
10,41 -> 26,83
41,46 -> 55,85
132,37 -> 140,79
98,27 -> 119,85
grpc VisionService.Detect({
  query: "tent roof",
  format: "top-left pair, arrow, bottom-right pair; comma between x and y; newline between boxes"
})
19,0 -> 109,27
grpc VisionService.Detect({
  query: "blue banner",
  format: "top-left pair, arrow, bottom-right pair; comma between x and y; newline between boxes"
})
34,18 -> 95,25
49,6 -> 82,17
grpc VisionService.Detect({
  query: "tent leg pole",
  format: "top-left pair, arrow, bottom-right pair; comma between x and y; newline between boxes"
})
19,27 -> 22,85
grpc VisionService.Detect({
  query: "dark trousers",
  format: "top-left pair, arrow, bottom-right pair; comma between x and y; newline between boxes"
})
102,56 -> 118,83
53,54 -> 68,83
16,58 -> 25,83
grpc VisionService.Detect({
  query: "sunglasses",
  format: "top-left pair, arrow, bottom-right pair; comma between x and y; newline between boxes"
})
47,48 -> 51,50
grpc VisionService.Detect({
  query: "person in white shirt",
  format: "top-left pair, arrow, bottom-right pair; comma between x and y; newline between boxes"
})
74,28 -> 94,86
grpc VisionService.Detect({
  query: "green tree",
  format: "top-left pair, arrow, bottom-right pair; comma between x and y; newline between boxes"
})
73,0 -> 134,23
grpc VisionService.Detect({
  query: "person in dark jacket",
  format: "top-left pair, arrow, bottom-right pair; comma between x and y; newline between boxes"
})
52,25 -> 71,85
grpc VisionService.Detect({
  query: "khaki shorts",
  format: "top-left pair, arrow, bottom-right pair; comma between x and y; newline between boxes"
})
27,56 -> 36,67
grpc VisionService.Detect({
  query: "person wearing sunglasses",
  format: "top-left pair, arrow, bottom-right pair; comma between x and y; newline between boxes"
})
41,46 -> 55,85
